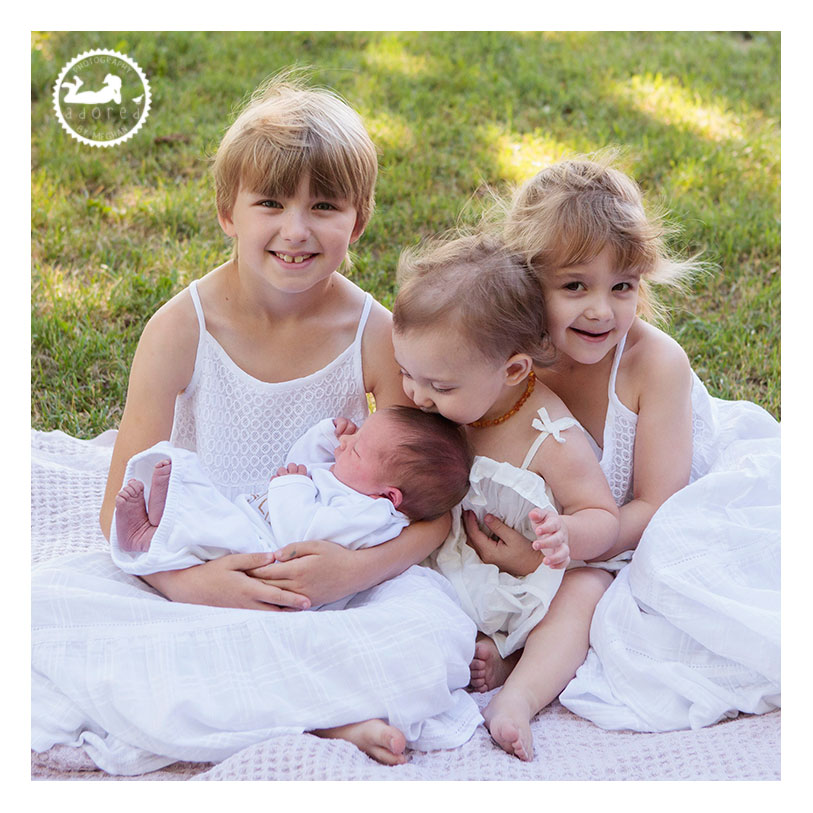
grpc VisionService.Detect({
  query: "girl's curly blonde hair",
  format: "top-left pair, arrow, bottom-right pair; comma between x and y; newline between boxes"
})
503,152 -> 703,322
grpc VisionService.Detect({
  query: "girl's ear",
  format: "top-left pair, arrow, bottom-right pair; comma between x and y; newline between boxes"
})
217,208 -> 236,238
504,354 -> 533,386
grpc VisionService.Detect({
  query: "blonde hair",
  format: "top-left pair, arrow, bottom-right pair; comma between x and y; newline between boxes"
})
212,70 -> 378,248
393,232 -> 554,367
503,153 -> 701,322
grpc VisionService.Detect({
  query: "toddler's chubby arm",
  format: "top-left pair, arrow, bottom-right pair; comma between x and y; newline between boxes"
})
532,415 -> 619,563
100,290 -> 311,611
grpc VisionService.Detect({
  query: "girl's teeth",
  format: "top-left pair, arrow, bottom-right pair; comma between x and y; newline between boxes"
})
278,253 -> 311,263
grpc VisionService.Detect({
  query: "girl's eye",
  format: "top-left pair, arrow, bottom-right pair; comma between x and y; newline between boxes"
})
398,369 -> 411,380
259,199 -> 282,209
563,281 -> 584,291
313,202 -> 337,211
613,281 -> 633,292
431,385 -> 454,394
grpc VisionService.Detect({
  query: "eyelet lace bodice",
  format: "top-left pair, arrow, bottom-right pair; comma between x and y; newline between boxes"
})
170,281 -> 372,500
587,334 -> 723,507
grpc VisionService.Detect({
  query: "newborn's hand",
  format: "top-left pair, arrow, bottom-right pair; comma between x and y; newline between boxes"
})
529,507 -> 571,569
270,463 -> 310,480
333,417 -> 358,438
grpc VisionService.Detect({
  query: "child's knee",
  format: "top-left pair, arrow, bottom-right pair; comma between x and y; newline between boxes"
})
563,566 -> 612,605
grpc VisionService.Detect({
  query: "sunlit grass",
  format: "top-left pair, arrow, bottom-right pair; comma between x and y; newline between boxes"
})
483,126 -> 572,185
612,73 -> 745,142
31,31 -> 781,435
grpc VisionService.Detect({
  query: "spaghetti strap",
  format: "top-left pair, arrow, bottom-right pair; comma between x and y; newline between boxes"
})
607,333 -> 628,398
521,407 -> 581,470
188,279 -> 207,335
353,293 -> 374,343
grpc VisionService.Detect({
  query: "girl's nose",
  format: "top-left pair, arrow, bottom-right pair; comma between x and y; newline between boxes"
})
585,295 -> 613,320
410,385 -> 435,410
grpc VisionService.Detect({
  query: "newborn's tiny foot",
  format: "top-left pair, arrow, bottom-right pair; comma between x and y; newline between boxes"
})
115,479 -> 155,552
147,459 -> 172,525
313,719 -> 408,766
470,636 -> 519,692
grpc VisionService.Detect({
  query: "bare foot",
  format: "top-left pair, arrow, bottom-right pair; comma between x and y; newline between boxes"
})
147,459 -> 172,525
312,719 -> 407,766
470,636 -> 520,692
115,480 -> 156,552
482,687 -> 535,761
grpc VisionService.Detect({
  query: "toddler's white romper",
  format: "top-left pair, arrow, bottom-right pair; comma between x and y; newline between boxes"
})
428,407 -> 578,657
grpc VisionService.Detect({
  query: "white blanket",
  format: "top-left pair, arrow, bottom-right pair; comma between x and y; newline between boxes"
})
30,429 -> 781,780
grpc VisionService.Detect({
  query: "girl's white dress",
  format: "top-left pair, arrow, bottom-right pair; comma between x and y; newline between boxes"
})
428,408 -> 576,657
558,334 -> 781,731
31,282 -> 481,776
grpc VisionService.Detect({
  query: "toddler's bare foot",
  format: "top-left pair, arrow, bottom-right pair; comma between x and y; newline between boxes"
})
115,480 -> 156,552
470,636 -> 519,692
312,719 -> 407,766
482,687 -> 535,762
147,459 -> 172,525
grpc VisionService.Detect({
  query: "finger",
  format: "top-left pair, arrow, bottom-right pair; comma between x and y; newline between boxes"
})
483,513 -> 511,538
528,507 -> 551,524
463,511 -> 491,543
462,512 -> 493,557
532,533 -> 555,551
225,552 -> 277,571
273,541 -> 320,561
254,583 -> 311,610
543,549 -> 570,566
533,515 -> 558,534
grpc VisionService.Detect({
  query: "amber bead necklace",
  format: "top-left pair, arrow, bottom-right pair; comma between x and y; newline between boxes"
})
468,370 -> 536,428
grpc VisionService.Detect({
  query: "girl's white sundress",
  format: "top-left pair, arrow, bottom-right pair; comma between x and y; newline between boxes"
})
31,281 -> 481,776
558,334 -> 781,732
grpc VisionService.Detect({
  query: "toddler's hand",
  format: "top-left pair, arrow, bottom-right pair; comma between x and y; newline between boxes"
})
333,417 -> 358,438
529,507 -> 570,569
271,463 -> 310,480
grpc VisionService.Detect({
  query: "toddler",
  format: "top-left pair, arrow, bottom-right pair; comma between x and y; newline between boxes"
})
392,232 -> 620,760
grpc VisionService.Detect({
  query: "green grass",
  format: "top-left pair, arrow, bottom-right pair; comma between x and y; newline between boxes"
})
31,31 -> 781,436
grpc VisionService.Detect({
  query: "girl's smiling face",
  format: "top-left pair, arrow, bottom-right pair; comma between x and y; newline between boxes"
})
393,326 -> 528,426
542,246 -> 640,365
218,173 -> 362,295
